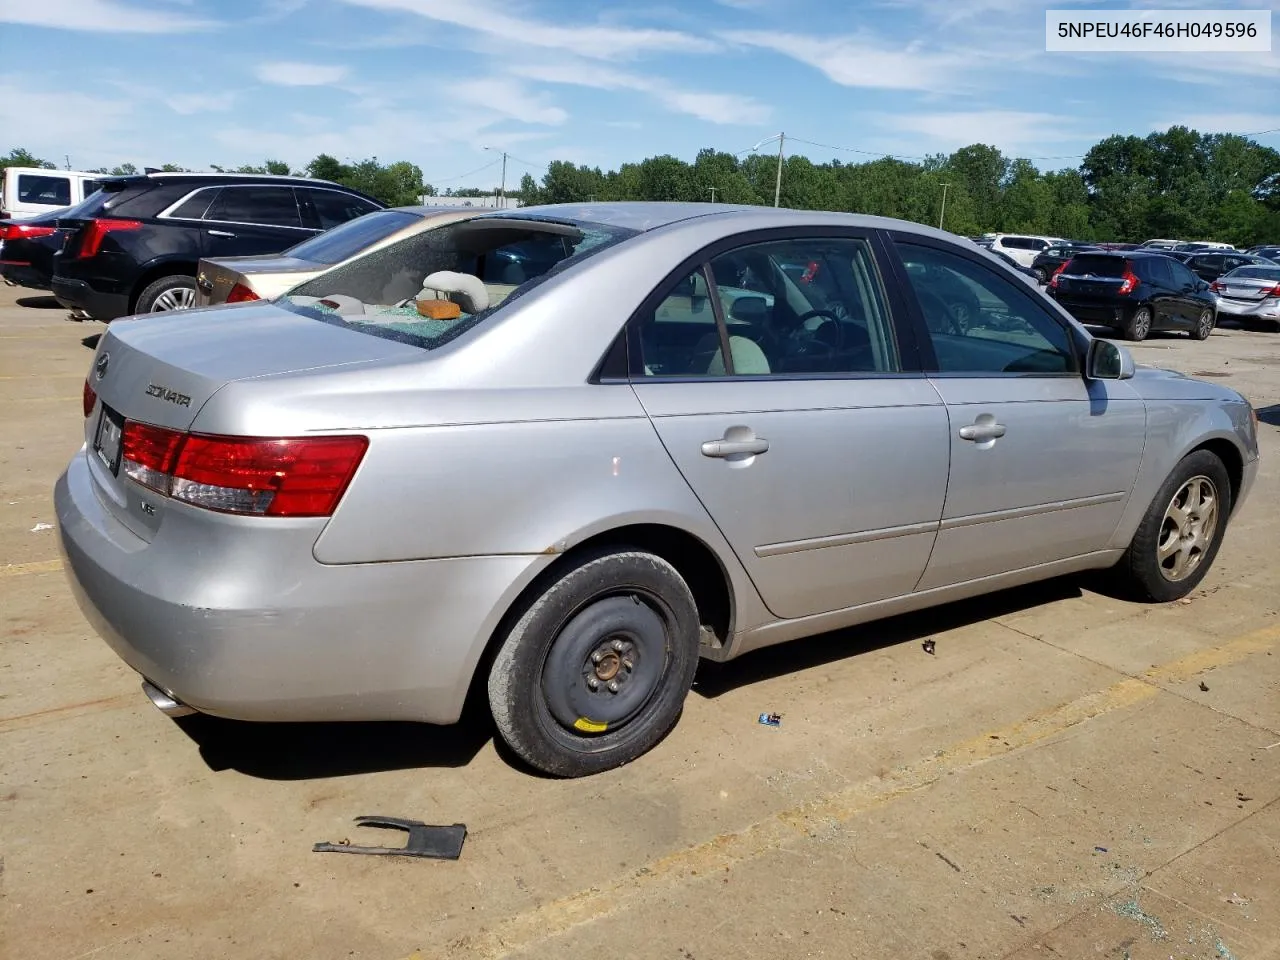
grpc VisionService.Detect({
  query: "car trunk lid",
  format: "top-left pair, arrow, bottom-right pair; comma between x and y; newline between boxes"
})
1216,277 -> 1278,302
82,301 -> 420,541
197,255 -> 319,306
1055,254 -> 1132,299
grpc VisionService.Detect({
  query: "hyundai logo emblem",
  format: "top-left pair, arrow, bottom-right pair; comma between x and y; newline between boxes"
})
94,352 -> 110,381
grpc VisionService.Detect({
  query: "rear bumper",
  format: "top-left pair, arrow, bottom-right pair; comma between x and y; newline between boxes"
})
52,276 -> 130,321
55,449 -> 548,724
1216,298 -> 1280,321
1054,299 -> 1128,325
0,263 -> 50,289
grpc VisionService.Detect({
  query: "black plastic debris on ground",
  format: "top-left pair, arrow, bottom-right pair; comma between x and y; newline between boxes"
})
313,816 -> 466,860
922,639 -> 936,655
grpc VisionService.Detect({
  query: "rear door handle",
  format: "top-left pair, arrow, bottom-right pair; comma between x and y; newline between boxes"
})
701,438 -> 769,458
958,422 -> 1006,442
206,229 -> 236,238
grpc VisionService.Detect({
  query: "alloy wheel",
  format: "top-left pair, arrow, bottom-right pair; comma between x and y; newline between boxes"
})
1157,475 -> 1219,582
151,287 -> 196,311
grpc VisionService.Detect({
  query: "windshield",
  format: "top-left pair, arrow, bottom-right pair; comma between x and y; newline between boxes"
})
283,209 -> 423,266
280,216 -> 637,350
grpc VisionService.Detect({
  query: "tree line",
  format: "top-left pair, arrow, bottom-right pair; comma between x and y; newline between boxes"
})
4,126 -> 1277,245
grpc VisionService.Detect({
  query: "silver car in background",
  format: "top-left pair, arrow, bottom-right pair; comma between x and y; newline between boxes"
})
195,206 -> 479,306
57,203 -> 1259,777
1211,264 -> 1280,331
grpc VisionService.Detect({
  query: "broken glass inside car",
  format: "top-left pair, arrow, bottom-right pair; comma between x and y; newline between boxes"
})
279,216 -> 636,349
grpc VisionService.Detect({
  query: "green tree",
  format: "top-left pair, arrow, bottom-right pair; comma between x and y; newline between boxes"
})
307,154 -> 349,182
1,147 -> 56,170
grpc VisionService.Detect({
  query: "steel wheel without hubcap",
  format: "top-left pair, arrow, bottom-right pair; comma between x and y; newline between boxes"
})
1157,475 -> 1219,582
542,594 -> 669,736
151,287 -> 196,311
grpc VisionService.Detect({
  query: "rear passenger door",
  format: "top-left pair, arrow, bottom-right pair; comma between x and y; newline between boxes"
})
199,185 -> 316,259
629,230 -> 951,621
890,237 -> 1146,589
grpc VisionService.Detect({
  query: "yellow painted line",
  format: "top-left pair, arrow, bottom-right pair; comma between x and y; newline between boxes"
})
0,559 -> 63,579
410,623 -> 1280,960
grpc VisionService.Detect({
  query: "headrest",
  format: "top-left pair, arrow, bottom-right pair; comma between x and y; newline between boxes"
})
419,271 -> 489,314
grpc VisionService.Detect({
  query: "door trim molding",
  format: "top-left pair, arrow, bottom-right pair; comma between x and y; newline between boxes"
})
756,520 -> 938,558
939,491 -> 1126,531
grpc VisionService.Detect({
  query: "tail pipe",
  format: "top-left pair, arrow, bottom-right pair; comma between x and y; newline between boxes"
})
141,679 -> 197,718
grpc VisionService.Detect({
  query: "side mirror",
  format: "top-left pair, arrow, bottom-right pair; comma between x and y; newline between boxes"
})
1086,338 -> 1135,380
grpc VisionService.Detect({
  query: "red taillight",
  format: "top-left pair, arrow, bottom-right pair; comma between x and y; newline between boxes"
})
1048,262 -> 1069,288
225,282 -> 261,303
1117,265 -> 1139,295
0,223 -> 57,240
117,422 -> 367,517
1260,283 -> 1280,297
1210,280 -> 1224,292
121,421 -> 185,492
82,379 -> 97,418
77,218 -> 142,259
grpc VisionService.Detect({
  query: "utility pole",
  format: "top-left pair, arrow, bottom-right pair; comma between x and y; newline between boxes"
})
707,186 -> 717,203
65,155 -> 71,170
938,182 -> 951,230
483,146 -> 507,207
774,132 -> 785,208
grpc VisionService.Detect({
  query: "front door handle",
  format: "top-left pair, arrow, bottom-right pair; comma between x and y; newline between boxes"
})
958,421 -> 1006,442
206,229 -> 236,238
701,437 -> 769,458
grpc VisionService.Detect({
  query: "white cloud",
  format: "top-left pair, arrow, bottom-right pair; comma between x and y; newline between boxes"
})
510,61 -> 769,125
446,77 -> 567,126
0,0 -> 214,32
721,30 -> 976,92
255,61 -> 350,86
335,0 -> 717,59
878,110 -> 1096,155
0,79 -> 133,162
165,92 -> 232,115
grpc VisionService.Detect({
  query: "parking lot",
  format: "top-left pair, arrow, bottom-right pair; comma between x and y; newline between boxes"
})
1,284 -> 1278,960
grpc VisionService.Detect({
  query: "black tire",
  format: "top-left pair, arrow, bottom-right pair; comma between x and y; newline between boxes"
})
1033,267 -> 1048,285
1113,450 -> 1232,602
487,548 -> 701,777
135,275 -> 198,314
1123,305 -> 1152,341
1190,307 -> 1215,341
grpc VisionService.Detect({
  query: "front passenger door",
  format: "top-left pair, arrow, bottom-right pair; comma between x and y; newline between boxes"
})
199,185 -> 316,259
892,238 -> 1146,590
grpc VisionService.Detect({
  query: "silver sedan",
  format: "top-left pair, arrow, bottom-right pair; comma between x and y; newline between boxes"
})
56,203 -> 1260,777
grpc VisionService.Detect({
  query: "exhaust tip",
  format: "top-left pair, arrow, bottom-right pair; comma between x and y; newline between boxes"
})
141,679 -> 197,718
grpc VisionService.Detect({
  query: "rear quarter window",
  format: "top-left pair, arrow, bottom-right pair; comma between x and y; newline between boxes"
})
17,174 -> 71,206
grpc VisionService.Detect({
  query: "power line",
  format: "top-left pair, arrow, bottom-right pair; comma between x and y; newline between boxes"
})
430,156 -> 502,184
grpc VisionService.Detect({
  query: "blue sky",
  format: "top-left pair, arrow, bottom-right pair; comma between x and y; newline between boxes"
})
0,0 -> 1276,190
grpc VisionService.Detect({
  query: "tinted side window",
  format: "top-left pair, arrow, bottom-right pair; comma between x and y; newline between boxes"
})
17,174 -> 71,206
168,187 -> 219,220
305,188 -> 381,229
897,242 -> 1077,375
1169,260 -> 1200,287
207,186 -> 302,227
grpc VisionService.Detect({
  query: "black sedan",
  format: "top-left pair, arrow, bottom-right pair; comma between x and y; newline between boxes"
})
1048,250 -> 1218,341
1183,250 -> 1277,284
1030,243 -> 1100,284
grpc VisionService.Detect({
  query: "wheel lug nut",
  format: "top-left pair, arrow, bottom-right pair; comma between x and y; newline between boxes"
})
591,652 -> 603,664
587,678 -> 599,690
622,659 -> 633,670
607,680 -> 619,693
612,640 -> 625,652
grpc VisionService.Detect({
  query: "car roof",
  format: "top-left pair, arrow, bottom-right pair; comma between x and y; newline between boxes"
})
467,201 -> 974,241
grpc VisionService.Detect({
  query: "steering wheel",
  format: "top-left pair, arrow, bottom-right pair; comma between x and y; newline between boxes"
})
791,308 -> 844,354
914,287 -> 967,337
